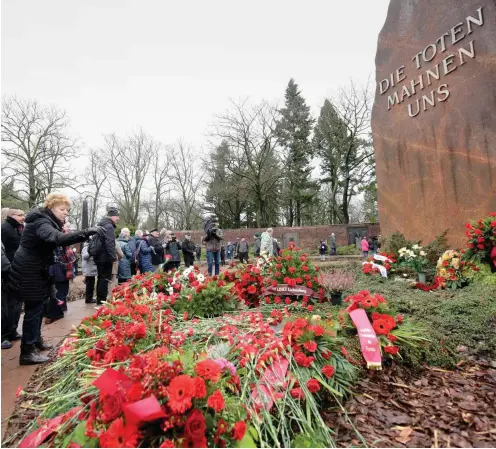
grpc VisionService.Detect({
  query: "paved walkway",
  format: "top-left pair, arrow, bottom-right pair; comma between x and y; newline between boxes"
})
1,298 -> 96,438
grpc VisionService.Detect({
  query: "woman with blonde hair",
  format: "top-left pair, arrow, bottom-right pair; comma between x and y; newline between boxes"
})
7,193 -> 100,365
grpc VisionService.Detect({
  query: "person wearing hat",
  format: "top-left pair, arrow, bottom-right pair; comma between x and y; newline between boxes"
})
165,232 -> 181,271
148,228 -> 164,271
253,232 -> 261,258
94,207 -> 120,305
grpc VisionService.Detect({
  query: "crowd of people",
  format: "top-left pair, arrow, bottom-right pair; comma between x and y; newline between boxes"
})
1,194 -> 379,367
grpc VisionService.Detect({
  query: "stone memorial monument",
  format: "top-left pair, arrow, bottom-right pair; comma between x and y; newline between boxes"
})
372,0 -> 496,246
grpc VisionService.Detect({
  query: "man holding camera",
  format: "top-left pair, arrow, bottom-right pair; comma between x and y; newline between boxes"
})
202,216 -> 223,276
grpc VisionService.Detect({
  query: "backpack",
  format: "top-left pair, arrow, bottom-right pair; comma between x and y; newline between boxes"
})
87,233 -> 103,257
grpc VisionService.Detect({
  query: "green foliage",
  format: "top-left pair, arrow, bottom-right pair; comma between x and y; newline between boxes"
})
351,268 -> 496,368
337,244 -> 360,255
384,231 -> 420,258
423,230 -> 449,267
465,262 -> 496,285
175,282 -> 238,318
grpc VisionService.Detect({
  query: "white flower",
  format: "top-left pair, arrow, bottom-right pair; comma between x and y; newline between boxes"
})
197,273 -> 205,282
420,251 -> 426,256
399,247 -> 407,253
412,244 -> 421,250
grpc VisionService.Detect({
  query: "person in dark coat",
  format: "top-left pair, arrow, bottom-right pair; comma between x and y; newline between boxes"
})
128,230 -> 143,276
220,244 -> 226,266
2,243 -> 13,349
137,234 -> 154,273
195,244 -> 201,262
1,209 -> 25,341
165,233 -> 181,271
46,241 -> 76,323
93,208 -> 119,305
181,234 -> 196,267
253,233 -> 261,258
2,209 -> 25,262
319,240 -> 328,261
7,193 -> 98,365
148,229 -> 165,271
117,229 -> 133,283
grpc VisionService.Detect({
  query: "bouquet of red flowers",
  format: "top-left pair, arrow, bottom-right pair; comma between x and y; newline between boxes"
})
232,264 -> 266,308
464,212 -> 496,263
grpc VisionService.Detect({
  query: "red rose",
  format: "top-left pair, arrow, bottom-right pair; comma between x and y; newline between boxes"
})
184,409 -> 207,442
306,378 -> 320,393
102,392 -> 124,423
232,421 -> 247,441
321,365 -> 335,379
285,297 -> 291,305
207,390 -> 225,412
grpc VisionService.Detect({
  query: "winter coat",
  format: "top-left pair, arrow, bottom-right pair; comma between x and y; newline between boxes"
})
273,240 -> 280,257
253,238 -> 261,257
361,238 -> 369,252
82,245 -> 98,277
226,244 -> 233,257
166,240 -> 181,262
1,216 -> 23,262
128,236 -> 140,263
369,239 -> 378,251
181,239 -> 196,256
137,238 -> 154,273
7,207 -> 87,303
238,240 -> 249,253
50,247 -> 75,283
319,242 -> 328,255
93,217 -> 117,264
202,233 -> 222,252
149,235 -> 164,265
117,237 -> 133,279
330,235 -> 336,249
2,242 -> 11,280
260,232 -> 273,256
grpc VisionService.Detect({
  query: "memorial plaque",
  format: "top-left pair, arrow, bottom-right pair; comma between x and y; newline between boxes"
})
372,0 -> 496,247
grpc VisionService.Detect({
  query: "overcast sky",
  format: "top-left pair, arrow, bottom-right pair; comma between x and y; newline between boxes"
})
2,0 -> 389,161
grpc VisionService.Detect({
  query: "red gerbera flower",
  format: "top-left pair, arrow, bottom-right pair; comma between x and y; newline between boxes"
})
167,375 -> 195,413
99,418 -> 139,448
373,319 -> 393,335
359,296 -> 379,308
195,359 -> 222,382
384,345 -> 399,355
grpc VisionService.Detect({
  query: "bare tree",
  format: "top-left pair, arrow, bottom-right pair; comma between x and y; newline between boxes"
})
148,145 -> 172,229
68,195 -> 84,229
1,97 -> 79,207
211,100 -> 281,227
82,149 -> 108,226
169,140 -> 205,230
101,130 -> 156,226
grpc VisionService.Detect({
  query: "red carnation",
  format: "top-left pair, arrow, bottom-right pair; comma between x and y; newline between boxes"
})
193,377 -> 207,398
290,387 -> 304,399
195,359 -> 222,382
247,285 -> 257,294
288,266 -> 296,274
99,418 -> 139,448
321,365 -> 335,379
167,375 -> 195,413
207,390 -> 225,412
384,345 -> 399,355
306,378 -> 320,393
303,341 -> 317,352
114,345 -> 131,362
312,325 -> 324,337
159,440 -> 175,448
232,421 -> 247,441
387,334 -> 398,343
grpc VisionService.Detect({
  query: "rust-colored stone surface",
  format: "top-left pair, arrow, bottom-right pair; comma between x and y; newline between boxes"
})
372,0 -> 496,247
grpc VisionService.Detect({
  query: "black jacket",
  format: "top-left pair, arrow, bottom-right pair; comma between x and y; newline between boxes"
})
94,217 -> 117,264
166,240 -> 181,262
7,208 -> 88,302
181,239 -> 196,255
1,216 -> 23,262
148,235 -> 164,265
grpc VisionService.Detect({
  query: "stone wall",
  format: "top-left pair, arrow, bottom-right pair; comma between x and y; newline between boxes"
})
372,0 -> 496,247
174,223 -> 380,249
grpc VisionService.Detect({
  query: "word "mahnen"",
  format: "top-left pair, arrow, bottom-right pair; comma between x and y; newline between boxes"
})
379,7 -> 484,118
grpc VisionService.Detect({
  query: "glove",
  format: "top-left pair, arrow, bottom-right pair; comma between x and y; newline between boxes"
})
84,226 -> 102,238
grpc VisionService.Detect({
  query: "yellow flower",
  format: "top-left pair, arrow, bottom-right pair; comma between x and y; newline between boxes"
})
451,258 -> 460,269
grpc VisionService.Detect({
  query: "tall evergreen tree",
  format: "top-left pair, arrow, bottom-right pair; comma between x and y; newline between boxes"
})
276,79 -> 316,226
